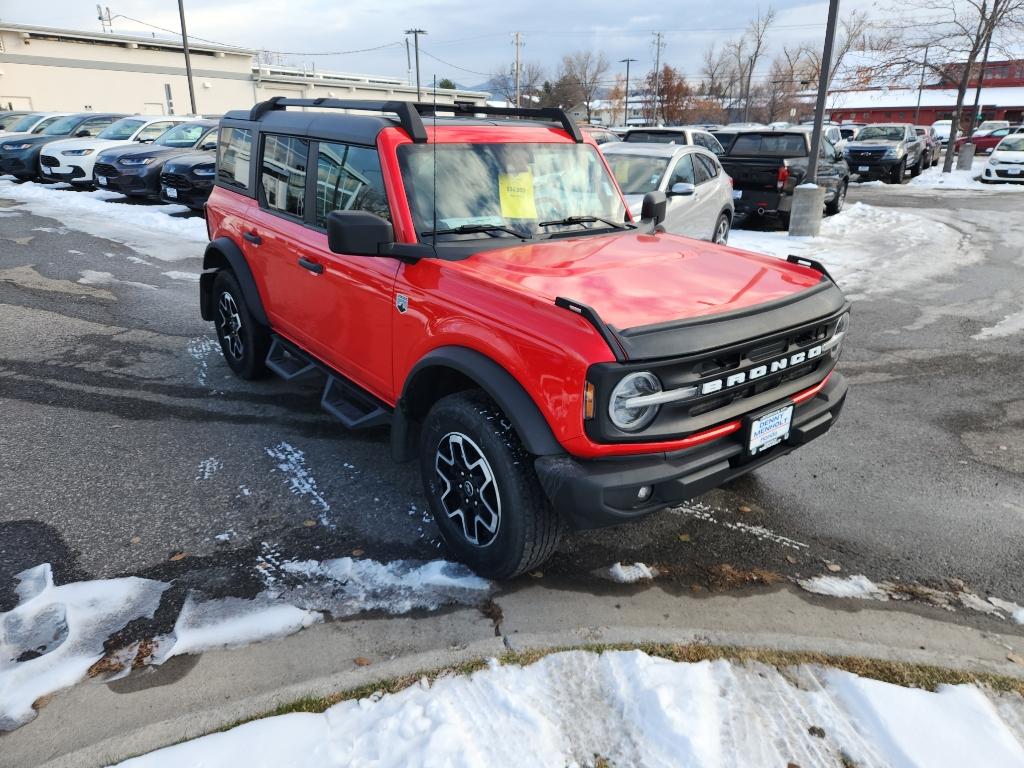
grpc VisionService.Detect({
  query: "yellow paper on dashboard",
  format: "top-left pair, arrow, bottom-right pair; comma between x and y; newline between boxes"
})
498,172 -> 537,219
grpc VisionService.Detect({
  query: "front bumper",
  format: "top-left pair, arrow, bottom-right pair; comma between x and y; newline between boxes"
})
846,156 -> 901,176
536,372 -> 847,530
983,165 -> 1024,183
95,166 -> 158,196
160,178 -> 213,209
0,150 -> 41,178
39,159 -> 90,184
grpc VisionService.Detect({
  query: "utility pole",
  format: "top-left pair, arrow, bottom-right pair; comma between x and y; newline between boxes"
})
651,32 -> 664,125
620,58 -> 637,128
177,0 -> 197,115
914,44 -> 929,125
405,29 -> 426,100
405,38 -> 413,87
513,32 -> 522,108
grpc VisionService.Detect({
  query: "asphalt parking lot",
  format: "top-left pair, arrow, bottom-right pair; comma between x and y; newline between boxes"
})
1,181 -> 1022,622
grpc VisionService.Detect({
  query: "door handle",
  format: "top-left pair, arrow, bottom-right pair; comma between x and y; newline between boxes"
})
242,231 -> 262,245
297,257 -> 324,275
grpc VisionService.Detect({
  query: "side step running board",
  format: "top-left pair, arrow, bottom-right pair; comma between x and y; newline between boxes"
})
265,335 -> 391,430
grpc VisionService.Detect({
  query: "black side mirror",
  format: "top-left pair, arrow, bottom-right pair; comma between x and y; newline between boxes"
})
327,210 -> 394,256
640,190 -> 667,228
75,129 -> 91,137
200,142 -> 217,152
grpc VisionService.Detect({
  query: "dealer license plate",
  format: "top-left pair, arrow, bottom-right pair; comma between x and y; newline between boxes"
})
732,190 -> 742,199
164,187 -> 177,198
748,405 -> 794,456
1008,168 -> 1021,175
41,166 -> 51,175
97,176 -> 107,186
858,165 -> 870,172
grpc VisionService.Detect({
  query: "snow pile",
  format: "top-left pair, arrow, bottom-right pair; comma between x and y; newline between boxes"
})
907,162 -> 1024,193
798,573 -> 889,600
0,178 -> 206,260
113,649 -> 1024,767
730,202 -> 973,298
973,310 -> 1024,340
599,562 -> 657,583
0,564 -> 167,730
274,557 -> 492,616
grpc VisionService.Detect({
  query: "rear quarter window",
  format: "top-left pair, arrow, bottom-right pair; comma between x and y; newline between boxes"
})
217,126 -> 253,190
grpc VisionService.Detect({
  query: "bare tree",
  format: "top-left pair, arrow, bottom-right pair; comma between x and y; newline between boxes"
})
488,61 -> 545,105
606,74 -> 627,126
700,44 -> 733,99
738,7 -> 777,122
562,50 -> 610,121
518,61 -> 546,105
871,0 -> 1024,172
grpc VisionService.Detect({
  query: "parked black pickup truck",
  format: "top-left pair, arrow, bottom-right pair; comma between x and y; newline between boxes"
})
718,130 -> 850,226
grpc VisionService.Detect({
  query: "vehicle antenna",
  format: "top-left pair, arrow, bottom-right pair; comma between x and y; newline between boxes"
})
431,74 -> 438,251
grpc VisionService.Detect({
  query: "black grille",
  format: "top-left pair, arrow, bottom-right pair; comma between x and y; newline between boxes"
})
39,155 -> 59,167
848,149 -> 885,161
93,163 -> 119,178
161,172 -> 192,191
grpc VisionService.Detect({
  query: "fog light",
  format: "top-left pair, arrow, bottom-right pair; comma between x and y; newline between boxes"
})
637,485 -> 653,501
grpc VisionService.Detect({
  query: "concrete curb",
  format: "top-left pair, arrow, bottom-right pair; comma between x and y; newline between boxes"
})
11,584 -> 1024,768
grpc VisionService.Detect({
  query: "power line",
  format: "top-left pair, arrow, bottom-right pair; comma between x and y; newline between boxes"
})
418,48 -> 492,77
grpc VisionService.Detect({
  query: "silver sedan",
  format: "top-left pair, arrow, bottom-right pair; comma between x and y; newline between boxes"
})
602,143 -> 736,243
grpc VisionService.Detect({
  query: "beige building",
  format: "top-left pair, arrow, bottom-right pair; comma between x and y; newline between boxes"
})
0,22 -> 487,115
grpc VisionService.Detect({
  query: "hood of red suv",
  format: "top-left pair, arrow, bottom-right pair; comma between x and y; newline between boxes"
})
459,231 -> 825,332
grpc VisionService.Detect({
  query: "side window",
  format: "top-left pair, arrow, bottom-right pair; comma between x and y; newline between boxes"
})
819,138 -> 836,158
669,155 -> 695,186
217,127 -> 252,189
695,154 -> 719,180
692,154 -> 713,184
314,142 -> 390,228
260,134 -> 308,219
79,117 -> 115,136
138,122 -> 173,141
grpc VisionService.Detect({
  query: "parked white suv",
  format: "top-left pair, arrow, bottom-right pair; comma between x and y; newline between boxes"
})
602,142 -> 735,243
622,127 -> 726,155
39,115 -> 187,186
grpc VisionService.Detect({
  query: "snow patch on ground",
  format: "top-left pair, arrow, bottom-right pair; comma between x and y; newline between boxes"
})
907,161 -> 1024,193
78,270 -> 157,291
195,457 -> 222,481
0,564 -> 167,730
264,442 -> 332,525
988,597 -> 1024,626
730,202 -> 974,299
600,562 -> 657,583
112,649 -> 1024,768
185,336 -> 219,386
161,270 -> 201,282
798,574 -> 888,600
973,310 -> 1024,340
673,501 -> 809,551
0,178 -> 206,260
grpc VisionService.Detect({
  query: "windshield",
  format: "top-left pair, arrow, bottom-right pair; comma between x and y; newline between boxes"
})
98,118 -> 145,141
44,115 -> 84,135
155,122 -> 212,148
856,126 -> 904,141
625,130 -> 687,144
9,114 -> 43,132
997,136 -> 1024,152
604,154 -> 670,195
397,142 -> 627,241
0,113 -> 26,130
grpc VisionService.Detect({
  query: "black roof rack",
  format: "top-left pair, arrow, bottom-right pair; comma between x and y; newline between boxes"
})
246,97 -> 583,144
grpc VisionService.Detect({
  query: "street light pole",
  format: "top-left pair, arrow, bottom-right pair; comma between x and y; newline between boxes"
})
790,0 -> 840,237
620,58 -> 637,128
177,0 -> 197,114
405,29 -> 427,101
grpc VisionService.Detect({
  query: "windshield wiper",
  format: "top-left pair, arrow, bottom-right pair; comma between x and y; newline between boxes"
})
420,224 -> 529,239
538,215 -> 631,230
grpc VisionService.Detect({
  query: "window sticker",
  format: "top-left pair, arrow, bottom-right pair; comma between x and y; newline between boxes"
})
498,171 -> 537,219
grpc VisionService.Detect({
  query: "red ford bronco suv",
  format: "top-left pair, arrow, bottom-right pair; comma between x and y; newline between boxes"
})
201,98 -> 849,579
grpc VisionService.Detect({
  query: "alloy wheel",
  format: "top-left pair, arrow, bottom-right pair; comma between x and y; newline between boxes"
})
217,291 -> 244,361
714,217 -> 730,244
435,432 -> 501,547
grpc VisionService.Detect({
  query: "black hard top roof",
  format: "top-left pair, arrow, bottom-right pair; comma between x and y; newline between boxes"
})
223,98 -> 583,146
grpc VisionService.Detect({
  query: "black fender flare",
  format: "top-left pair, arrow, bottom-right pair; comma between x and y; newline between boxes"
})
392,346 -> 564,463
199,237 -> 268,326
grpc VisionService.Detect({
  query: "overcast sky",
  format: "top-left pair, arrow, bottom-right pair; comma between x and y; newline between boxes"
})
7,0 -> 893,88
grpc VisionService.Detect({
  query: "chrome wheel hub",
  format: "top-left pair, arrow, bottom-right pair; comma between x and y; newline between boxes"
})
435,432 -> 501,548
217,292 -> 244,361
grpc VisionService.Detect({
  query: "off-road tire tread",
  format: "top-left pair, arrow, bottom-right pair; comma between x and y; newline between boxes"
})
213,270 -> 270,380
421,390 -> 563,579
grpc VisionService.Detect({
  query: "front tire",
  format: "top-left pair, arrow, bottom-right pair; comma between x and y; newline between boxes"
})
889,159 -> 907,184
712,213 -> 731,244
419,391 -> 563,579
212,270 -> 270,380
825,180 -> 847,216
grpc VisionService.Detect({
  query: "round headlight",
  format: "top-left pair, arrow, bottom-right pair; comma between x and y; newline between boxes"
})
609,372 -> 662,432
